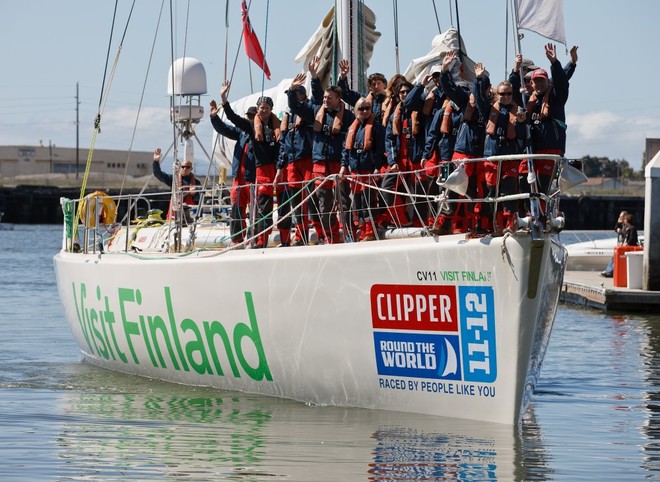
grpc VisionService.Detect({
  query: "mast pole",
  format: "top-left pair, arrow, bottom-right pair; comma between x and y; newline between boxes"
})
336,0 -> 364,90
393,0 -> 400,75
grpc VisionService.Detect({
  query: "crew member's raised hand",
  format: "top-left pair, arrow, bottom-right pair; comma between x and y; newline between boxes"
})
339,59 -> 350,79
544,43 -> 557,63
308,55 -> 321,79
209,100 -> 220,117
220,80 -> 231,104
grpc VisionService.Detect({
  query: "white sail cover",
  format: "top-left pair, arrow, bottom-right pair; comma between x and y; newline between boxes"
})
294,3 -> 380,89
403,28 -> 477,86
515,0 -> 567,47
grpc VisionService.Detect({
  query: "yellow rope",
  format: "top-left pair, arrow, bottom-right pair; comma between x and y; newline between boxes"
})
72,124 -> 101,241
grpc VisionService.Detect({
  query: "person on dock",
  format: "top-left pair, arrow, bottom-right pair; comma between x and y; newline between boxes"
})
601,211 -> 639,277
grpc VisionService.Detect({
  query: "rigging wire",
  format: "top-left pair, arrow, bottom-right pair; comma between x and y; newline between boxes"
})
431,0 -> 442,33
454,0 -> 464,63
504,0 -> 510,79
75,0 -> 136,241
224,0 -> 230,81
261,0 -> 270,95
392,0 -> 400,75
117,0 -> 167,201
448,0 -> 454,27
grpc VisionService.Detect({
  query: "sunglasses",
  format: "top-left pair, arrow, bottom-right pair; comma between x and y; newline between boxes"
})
498,92 -> 513,96
399,90 -> 410,95
357,106 -> 371,112
181,165 -> 192,169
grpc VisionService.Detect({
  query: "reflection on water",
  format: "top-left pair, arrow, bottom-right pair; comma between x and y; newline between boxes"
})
641,316 -> 660,474
44,366 -> 543,480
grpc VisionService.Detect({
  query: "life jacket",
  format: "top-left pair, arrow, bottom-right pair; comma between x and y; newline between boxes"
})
281,111 -> 303,133
179,173 -> 199,205
392,103 -> 420,137
381,97 -> 397,127
365,92 -> 385,120
314,103 -> 345,135
345,115 -> 374,151
254,113 -> 281,143
486,101 -> 518,140
526,88 -> 551,121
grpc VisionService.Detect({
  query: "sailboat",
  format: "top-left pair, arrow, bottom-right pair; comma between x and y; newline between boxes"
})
54,0 -> 579,425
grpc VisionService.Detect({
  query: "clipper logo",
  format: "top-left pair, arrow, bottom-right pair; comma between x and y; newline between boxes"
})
371,284 -> 496,384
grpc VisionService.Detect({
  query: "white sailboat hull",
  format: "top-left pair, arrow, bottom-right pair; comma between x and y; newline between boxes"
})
54,233 -> 566,425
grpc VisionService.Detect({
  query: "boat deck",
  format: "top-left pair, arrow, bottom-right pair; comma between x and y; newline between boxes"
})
561,270 -> 660,312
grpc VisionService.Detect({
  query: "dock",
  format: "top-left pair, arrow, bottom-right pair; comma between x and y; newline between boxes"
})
561,270 -> 660,312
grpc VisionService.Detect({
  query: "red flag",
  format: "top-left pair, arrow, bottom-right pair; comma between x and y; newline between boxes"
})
241,1 -> 271,80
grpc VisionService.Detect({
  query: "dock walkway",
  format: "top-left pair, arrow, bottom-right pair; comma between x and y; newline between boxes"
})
561,270 -> 660,312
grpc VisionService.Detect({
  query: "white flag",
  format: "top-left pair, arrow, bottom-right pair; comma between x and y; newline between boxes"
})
516,0 -> 567,47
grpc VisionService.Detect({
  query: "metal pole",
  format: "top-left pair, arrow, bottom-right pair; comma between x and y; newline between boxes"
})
76,82 -> 80,180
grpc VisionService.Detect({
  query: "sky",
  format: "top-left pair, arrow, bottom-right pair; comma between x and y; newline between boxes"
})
2,0 -> 659,172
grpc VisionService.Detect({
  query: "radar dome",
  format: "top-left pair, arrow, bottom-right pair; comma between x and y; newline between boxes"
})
167,57 -> 207,96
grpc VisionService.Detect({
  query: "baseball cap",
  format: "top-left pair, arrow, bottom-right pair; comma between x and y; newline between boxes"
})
521,58 -> 539,72
246,106 -> 257,116
531,68 -> 548,80
430,64 -> 443,76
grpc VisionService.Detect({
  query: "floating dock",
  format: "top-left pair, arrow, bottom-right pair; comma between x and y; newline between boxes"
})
561,270 -> 660,312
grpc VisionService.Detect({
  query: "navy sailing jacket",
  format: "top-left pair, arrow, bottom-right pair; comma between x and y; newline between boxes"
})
210,114 -> 255,182
289,78 -> 355,163
280,95 -> 315,165
341,119 -> 385,172
223,102 -> 280,167
440,71 -> 486,157
526,59 -> 569,154
385,105 -> 426,166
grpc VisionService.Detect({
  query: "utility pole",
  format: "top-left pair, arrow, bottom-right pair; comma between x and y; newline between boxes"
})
49,140 -> 53,174
76,82 -> 80,180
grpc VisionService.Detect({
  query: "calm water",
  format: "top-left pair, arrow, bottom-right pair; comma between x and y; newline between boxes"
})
1,225 -> 659,481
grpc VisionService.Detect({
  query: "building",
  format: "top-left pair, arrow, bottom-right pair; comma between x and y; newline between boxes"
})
0,145 -> 152,178
646,138 -> 660,170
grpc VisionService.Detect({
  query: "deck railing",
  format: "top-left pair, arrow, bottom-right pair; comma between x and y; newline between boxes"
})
62,154 -> 575,254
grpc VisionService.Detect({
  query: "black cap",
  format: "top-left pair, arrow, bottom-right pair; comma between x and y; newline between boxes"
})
246,106 -> 257,116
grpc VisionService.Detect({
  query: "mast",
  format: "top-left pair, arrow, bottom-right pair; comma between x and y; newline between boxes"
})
335,0 -> 365,92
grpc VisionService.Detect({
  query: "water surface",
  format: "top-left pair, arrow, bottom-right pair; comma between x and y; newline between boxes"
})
0,225 -> 658,480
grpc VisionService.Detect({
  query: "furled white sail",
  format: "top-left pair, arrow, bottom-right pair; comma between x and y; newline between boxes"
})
294,2 -> 380,89
403,27 -> 477,86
